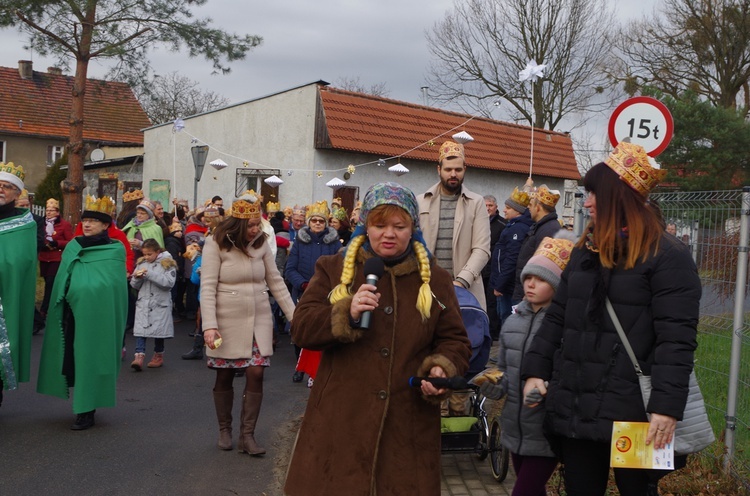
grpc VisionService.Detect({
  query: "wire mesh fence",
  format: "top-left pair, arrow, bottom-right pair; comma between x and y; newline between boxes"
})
652,188 -> 750,483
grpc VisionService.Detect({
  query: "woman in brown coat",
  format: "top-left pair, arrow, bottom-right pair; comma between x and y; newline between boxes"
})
201,192 -> 295,455
284,183 -> 471,496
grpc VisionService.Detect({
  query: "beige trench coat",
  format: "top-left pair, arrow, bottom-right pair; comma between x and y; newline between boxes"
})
418,182 -> 491,309
200,236 -> 294,358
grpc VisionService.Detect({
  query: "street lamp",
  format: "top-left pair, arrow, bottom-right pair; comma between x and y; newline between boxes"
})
191,145 -> 209,210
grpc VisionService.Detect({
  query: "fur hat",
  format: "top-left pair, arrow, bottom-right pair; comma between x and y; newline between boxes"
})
520,234 -> 575,291
605,142 -> 667,196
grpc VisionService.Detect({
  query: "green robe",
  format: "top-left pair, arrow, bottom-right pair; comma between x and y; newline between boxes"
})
122,218 -> 164,248
0,210 -> 37,389
37,237 -> 128,413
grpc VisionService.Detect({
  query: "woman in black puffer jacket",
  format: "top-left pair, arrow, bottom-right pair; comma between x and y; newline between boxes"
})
521,142 -> 702,496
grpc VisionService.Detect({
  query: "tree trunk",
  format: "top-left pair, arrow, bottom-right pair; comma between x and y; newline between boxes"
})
61,7 -> 96,225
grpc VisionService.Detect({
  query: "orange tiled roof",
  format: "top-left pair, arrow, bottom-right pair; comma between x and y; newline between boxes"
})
318,86 -> 580,180
0,66 -> 150,144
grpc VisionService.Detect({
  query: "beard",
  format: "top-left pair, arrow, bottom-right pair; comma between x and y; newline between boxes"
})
440,176 -> 462,194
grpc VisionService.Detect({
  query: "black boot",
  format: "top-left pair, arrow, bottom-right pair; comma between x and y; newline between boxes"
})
182,333 -> 204,360
71,410 -> 96,430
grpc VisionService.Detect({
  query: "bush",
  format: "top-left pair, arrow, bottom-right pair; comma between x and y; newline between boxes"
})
33,153 -> 67,209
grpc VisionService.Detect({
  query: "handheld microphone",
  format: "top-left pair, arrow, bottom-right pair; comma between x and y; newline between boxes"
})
408,376 -> 468,390
359,257 -> 385,330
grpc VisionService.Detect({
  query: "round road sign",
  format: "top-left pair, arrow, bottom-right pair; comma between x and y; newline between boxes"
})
608,96 -> 673,157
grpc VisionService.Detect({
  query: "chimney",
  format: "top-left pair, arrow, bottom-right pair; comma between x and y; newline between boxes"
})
48,67 -> 63,76
18,60 -> 33,79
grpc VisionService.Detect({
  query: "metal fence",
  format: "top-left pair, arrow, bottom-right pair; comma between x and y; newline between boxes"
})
651,188 -> 750,482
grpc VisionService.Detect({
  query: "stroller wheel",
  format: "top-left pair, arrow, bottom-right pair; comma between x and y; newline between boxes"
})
489,418 -> 510,482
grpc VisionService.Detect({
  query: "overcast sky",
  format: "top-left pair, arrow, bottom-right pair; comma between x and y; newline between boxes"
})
0,0 -> 658,143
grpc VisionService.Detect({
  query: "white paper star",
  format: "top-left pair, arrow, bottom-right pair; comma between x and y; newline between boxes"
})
518,60 -> 547,83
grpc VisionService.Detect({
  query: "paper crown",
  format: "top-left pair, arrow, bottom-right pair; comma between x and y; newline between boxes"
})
306,200 -> 330,220
46,198 -> 60,209
123,189 -> 144,202
174,198 -> 189,207
283,206 -> 293,216
534,185 -> 561,208
137,199 -> 156,213
84,195 -> 116,218
244,189 -> 263,202
18,189 -> 29,200
605,142 -> 667,196
292,204 -> 306,216
0,162 -> 25,190
331,206 -> 348,221
232,191 -> 262,220
438,140 -> 465,163
505,187 -> 531,212
203,206 -> 221,218
266,201 -> 280,213
331,197 -> 342,207
521,235 -> 575,290
169,222 -> 183,233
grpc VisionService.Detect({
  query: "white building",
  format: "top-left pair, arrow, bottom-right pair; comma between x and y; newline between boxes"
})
142,81 -> 580,215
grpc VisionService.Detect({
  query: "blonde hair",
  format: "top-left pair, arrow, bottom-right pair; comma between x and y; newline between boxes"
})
329,235 -> 433,322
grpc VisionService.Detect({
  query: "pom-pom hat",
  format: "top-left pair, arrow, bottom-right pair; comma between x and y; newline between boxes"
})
520,235 -> 575,291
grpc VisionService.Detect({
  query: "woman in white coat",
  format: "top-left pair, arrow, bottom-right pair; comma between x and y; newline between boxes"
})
200,192 -> 295,455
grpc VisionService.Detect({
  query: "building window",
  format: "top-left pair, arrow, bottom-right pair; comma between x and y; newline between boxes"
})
235,168 -> 281,201
0,141 -> 5,163
564,191 -> 573,208
47,145 -> 65,165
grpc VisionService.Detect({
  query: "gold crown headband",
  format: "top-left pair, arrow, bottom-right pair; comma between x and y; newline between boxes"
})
0,162 -> 25,189
266,201 -> 280,213
534,185 -> 561,208
123,189 -> 144,202
605,142 -> 667,196
438,141 -> 465,163
85,195 -> 116,216
232,192 -> 262,220
306,200 -> 330,220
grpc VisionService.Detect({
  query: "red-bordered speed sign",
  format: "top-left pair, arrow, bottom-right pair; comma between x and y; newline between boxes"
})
608,97 -> 673,157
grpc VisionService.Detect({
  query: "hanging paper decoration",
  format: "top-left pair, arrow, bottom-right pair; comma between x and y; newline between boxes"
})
388,163 -> 409,176
428,140 -> 435,147
316,171 -> 323,178
264,175 -> 284,187
452,131 -> 474,144
347,164 -> 356,175
242,160 -> 249,167
173,118 -> 185,133
210,159 -> 228,171
326,177 -> 346,188
287,171 -> 293,176
378,159 -> 386,167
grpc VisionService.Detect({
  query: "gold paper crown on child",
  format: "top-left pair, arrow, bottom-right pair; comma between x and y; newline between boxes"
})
46,198 -> 60,209
123,189 -> 144,202
203,206 -> 221,218
605,142 -> 667,197
169,222 -> 183,233
266,201 -> 280,213
534,236 -> 575,271
85,195 -> 116,216
438,140 -> 465,163
534,185 -> 561,208
0,162 -> 25,181
509,187 -> 531,208
232,190 -> 262,220
306,200 -> 330,220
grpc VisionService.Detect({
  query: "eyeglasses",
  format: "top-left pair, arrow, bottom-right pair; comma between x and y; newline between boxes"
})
0,183 -> 18,192
309,218 -> 325,224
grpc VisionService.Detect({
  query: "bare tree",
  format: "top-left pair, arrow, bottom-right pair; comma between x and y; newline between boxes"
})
614,0 -> 750,114
135,72 -> 230,125
334,76 -> 390,97
0,0 -> 261,223
424,0 -> 615,131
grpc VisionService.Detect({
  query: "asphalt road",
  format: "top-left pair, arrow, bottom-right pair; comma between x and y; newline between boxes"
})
0,320 -> 309,496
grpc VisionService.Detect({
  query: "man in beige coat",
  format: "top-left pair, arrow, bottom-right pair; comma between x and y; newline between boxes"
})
417,140 -> 491,310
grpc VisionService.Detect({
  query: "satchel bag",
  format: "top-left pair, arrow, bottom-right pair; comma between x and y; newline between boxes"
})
605,298 -> 716,456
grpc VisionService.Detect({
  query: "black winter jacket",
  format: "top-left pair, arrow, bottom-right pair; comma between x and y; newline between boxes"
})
521,235 -> 701,443
511,212 -> 560,302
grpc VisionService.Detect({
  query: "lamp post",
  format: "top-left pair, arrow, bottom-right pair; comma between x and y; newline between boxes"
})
191,145 -> 209,210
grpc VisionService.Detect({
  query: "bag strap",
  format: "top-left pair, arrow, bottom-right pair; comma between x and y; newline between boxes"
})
605,297 -> 644,377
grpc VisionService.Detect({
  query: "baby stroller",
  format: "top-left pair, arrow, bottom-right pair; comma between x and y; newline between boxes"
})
439,287 -> 509,482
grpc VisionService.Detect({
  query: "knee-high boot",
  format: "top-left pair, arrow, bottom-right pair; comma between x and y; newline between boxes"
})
212,389 -> 233,450
237,392 -> 265,455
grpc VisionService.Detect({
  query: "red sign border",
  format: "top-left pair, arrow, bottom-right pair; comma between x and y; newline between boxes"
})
608,96 -> 674,157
